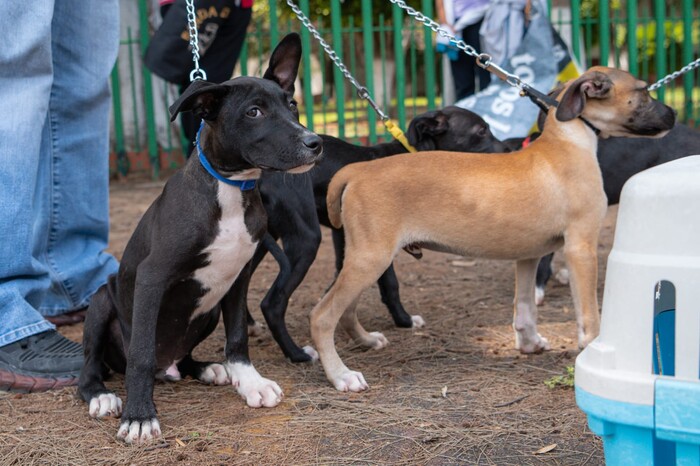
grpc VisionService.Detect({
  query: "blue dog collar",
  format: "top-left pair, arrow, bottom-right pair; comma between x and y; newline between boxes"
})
196,123 -> 257,191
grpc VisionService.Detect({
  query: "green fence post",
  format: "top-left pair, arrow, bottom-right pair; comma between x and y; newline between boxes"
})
570,0 -> 581,65
240,40 -> 248,75
299,0 -> 315,131
361,0 -> 377,144
392,4 -> 407,131
331,0 -> 345,139
349,15 -> 359,142
681,0 -> 692,120
126,28 -> 141,154
653,0 -> 666,102
110,63 -> 128,177
598,0 -> 610,67
421,0 -> 436,110
269,0 -> 279,52
626,0 -> 638,76
138,0 -> 159,179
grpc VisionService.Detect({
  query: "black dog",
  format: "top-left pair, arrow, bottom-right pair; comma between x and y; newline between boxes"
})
507,123 -> 700,303
78,33 -> 322,444
247,106 -> 509,362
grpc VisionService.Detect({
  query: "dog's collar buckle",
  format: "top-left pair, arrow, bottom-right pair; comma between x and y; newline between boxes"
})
196,123 -> 258,191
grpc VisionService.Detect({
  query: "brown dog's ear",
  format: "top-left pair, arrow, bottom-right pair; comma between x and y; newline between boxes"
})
263,33 -> 302,94
556,72 -> 613,121
407,110 -> 450,151
169,80 -> 229,122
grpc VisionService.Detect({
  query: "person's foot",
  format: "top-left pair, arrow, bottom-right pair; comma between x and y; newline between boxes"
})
0,330 -> 83,393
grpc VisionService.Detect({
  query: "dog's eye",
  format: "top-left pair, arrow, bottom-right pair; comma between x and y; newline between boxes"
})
477,126 -> 488,136
246,107 -> 262,118
289,100 -> 298,111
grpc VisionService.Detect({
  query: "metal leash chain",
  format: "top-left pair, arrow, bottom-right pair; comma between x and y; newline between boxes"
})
186,0 -> 207,81
391,0 -> 695,94
286,0 -> 417,151
388,0 -> 524,90
648,57 -> 700,91
285,0 -> 388,120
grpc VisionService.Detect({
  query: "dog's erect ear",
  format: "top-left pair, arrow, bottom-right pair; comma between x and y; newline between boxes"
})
263,33 -> 302,94
556,71 -> 613,121
407,110 -> 450,151
169,80 -> 230,122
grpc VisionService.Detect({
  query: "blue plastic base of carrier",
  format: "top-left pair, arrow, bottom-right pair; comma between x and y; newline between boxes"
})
576,385 -> 700,465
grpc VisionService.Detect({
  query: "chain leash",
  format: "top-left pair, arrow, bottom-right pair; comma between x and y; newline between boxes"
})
388,0 -> 524,90
186,0 -> 207,81
285,0 -> 388,120
648,57 -> 700,91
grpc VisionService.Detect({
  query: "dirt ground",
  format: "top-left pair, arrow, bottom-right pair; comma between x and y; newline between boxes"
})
0,177 -> 616,465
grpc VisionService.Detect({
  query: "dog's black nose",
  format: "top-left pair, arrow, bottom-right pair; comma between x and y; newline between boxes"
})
303,134 -> 323,153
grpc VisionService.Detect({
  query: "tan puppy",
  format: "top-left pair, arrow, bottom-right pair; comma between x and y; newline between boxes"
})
311,67 -> 676,392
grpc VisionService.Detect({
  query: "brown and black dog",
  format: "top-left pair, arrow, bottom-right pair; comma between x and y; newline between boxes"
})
311,67 -> 676,392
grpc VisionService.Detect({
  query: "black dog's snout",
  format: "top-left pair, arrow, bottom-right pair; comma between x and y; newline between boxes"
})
303,134 -> 323,154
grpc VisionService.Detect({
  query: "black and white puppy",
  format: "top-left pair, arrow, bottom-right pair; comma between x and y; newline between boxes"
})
77,33 -> 322,444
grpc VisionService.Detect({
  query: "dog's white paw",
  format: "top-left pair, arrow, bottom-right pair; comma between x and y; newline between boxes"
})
248,321 -> 265,337
555,268 -> 570,285
516,333 -> 551,354
199,363 -> 231,385
238,377 -> 283,408
367,331 -> 389,350
332,370 -> 369,392
117,418 -> 161,444
535,286 -> 545,306
411,315 -> 426,328
226,362 -> 283,408
303,345 -> 319,361
88,393 -> 122,418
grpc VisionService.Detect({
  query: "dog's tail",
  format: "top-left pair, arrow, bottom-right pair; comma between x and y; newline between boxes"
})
327,167 -> 354,229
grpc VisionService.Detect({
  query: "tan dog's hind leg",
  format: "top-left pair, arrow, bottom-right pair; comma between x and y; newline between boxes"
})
562,232 -> 601,349
513,258 -> 551,353
311,253 -> 392,392
339,297 -> 389,349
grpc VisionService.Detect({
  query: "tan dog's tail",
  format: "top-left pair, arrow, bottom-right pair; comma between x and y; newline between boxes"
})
327,167 -> 354,229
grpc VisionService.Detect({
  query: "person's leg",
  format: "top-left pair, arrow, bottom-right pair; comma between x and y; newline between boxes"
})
179,3 -> 252,157
0,1 -> 57,348
33,0 -> 120,318
462,19 -> 491,92
449,43 -> 474,100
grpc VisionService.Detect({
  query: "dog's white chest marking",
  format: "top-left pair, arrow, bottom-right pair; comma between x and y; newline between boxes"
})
190,182 -> 257,320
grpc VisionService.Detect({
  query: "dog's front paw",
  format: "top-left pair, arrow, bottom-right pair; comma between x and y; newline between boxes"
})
88,393 -> 123,418
515,333 -> 551,354
237,377 -> 284,408
199,363 -> 231,385
226,362 -> 283,408
411,315 -> 426,328
367,332 -> 389,350
332,370 -> 369,392
303,345 -> 319,361
117,418 -> 161,444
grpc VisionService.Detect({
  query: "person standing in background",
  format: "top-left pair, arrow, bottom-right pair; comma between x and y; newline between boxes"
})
435,0 -> 492,100
145,0 -> 253,156
0,0 -> 120,392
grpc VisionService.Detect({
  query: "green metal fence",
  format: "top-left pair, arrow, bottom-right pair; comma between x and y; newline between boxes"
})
110,0 -> 699,178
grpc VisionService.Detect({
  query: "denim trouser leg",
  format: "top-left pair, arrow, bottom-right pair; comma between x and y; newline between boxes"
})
0,0 -> 120,346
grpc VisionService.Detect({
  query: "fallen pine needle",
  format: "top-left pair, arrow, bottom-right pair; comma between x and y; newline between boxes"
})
534,443 -> 557,455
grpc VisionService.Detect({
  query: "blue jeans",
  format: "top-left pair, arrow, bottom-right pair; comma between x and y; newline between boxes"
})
0,0 -> 120,346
